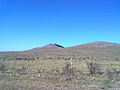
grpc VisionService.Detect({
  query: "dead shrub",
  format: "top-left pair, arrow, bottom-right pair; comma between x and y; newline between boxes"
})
86,60 -> 100,74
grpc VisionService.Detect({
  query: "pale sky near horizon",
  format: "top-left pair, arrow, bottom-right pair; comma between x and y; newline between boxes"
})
0,0 -> 120,51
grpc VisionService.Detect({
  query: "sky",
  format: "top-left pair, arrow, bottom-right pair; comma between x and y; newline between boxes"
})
0,0 -> 120,51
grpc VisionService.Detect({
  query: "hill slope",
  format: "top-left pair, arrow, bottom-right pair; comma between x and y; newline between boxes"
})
56,41 -> 120,56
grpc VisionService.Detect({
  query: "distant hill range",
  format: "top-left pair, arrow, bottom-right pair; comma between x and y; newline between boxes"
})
25,41 -> 120,52
0,41 -> 120,59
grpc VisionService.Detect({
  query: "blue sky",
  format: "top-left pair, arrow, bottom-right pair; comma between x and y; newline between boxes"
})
0,0 -> 120,51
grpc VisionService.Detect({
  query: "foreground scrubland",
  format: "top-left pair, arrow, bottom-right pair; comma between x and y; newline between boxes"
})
0,56 -> 120,90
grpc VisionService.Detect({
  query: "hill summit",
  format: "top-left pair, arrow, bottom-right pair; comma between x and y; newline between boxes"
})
78,41 -> 120,48
28,43 -> 64,51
